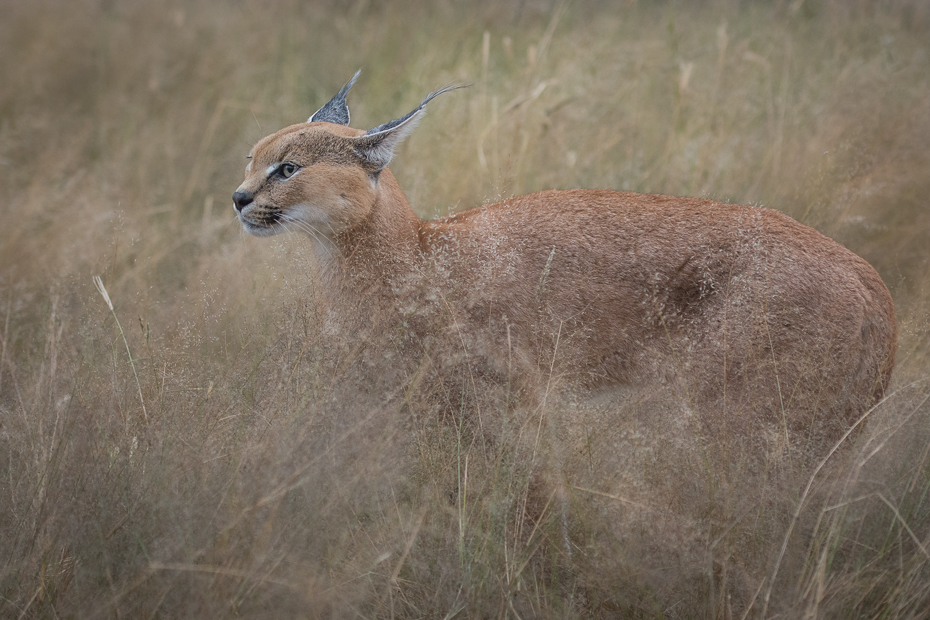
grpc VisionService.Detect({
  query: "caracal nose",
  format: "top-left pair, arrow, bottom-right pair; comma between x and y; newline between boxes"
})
232,190 -> 254,212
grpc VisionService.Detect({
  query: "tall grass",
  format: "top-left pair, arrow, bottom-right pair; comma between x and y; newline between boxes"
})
1,0 -> 929,617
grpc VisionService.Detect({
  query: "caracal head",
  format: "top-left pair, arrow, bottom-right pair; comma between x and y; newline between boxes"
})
233,70 -> 463,241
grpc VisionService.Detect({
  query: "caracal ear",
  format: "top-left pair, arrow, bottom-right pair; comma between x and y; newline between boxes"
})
349,84 -> 467,172
307,69 -> 362,125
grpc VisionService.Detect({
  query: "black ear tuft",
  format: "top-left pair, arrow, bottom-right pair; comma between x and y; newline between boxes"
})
349,84 -> 467,171
308,70 -> 361,125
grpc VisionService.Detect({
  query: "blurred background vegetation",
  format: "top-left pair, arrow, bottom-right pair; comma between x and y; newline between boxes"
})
1,0 -> 929,617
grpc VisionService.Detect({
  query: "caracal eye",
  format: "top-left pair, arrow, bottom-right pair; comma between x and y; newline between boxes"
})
281,163 -> 298,178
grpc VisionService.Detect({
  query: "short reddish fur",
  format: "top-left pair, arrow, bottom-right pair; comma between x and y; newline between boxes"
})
236,112 -> 896,451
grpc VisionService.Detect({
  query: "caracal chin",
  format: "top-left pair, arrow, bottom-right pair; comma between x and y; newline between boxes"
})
233,71 -> 896,459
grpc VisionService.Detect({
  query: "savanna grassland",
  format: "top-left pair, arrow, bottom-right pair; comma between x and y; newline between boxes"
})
2,0 -> 930,617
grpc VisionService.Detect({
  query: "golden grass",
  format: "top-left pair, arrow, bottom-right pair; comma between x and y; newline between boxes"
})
1,0 -> 929,617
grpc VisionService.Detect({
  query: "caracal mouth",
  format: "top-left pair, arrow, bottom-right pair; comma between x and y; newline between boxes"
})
237,210 -> 287,237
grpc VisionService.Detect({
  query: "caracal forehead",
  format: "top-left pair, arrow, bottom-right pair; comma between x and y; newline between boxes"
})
248,122 -> 367,166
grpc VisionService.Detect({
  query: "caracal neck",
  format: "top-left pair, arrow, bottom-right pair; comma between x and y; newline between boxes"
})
336,168 -> 424,272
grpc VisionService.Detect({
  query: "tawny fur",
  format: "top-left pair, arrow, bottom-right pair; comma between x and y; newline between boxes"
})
234,88 -> 896,452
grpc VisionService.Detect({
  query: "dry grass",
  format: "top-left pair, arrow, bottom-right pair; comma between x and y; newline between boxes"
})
1,0 -> 929,617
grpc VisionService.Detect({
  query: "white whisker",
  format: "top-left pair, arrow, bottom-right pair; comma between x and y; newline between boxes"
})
278,213 -> 337,257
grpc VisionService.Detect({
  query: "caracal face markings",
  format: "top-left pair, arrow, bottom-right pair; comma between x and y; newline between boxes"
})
234,122 -> 377,240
